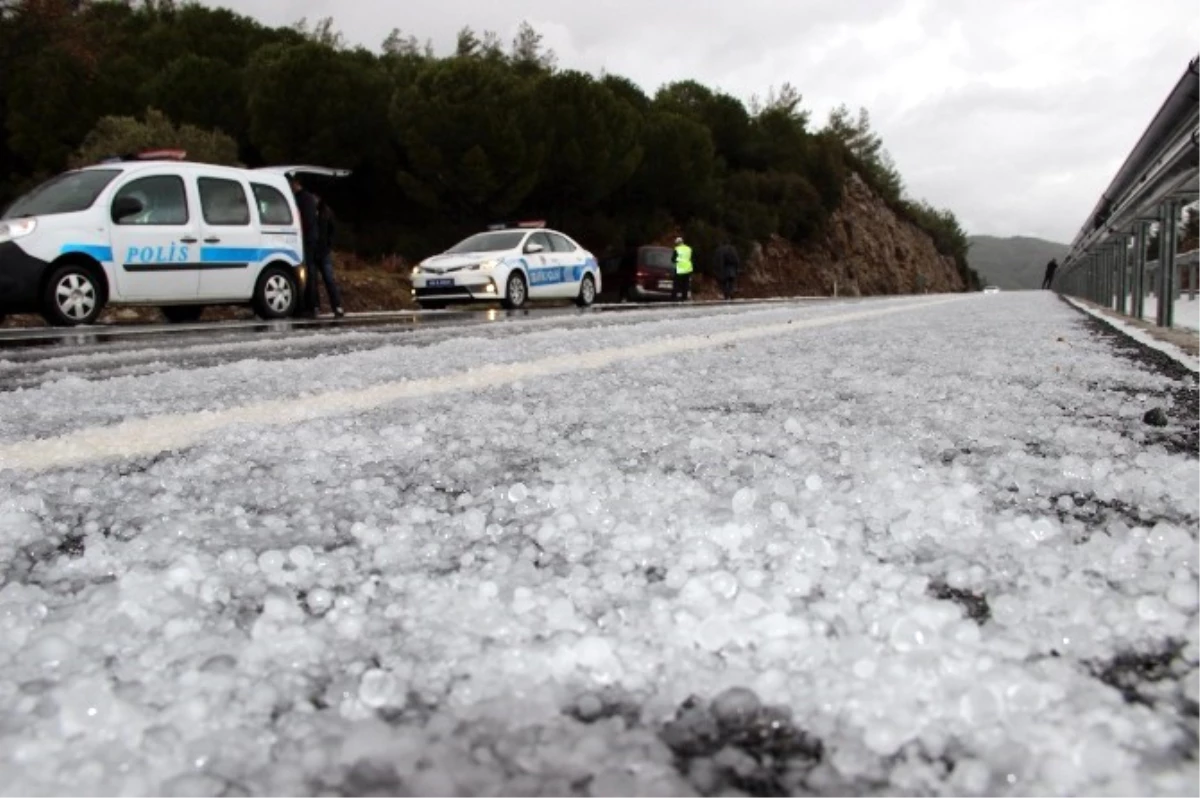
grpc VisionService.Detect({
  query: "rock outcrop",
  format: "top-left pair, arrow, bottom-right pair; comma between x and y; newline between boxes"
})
737,173 -> 965,297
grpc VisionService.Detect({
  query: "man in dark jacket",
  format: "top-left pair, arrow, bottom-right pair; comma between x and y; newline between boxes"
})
310,195 -> 345,318
1042,258 -> 1058,290
714,240 -> 740,300
290,175 -> 321,318
290,176 -> 345,318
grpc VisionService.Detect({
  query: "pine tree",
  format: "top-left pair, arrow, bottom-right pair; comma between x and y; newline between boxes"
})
455,26 -> 479,58
510,21 -> 555,71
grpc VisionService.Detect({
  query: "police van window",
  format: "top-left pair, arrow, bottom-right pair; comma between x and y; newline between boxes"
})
251,183 -> 293,226
4,169 -> 121,220
111,175 -> 189,226
198,177 -> 251,226
547,233 -> 576,253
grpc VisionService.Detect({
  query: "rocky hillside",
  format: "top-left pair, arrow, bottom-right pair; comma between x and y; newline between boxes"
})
723,173 -> 966,298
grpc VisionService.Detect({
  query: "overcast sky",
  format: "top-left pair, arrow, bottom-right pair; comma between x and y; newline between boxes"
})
210,0 -> 1197,243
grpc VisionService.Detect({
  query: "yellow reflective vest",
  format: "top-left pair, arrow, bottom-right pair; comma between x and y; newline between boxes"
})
674,244 -> 693,275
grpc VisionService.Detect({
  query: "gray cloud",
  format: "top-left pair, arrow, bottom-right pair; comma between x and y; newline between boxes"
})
208,0 -> 1198,243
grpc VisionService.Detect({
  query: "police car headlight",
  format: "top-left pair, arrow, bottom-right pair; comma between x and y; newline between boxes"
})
0,218 -> 37,244
411,265 -> 423,276
478,259 -> 500,271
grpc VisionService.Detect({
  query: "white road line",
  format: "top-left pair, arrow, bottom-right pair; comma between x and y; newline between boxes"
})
0,297 -> 962,473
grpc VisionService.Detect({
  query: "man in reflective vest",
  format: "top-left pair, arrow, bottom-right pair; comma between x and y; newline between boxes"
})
671,236 -> 693,301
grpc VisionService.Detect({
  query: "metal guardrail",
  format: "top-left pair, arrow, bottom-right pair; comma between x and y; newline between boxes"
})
1141,248 -> 1199,318
1058,55 -> 1199,328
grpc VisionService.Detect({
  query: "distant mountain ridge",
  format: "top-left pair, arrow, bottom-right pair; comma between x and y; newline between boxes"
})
967,235 -> 1069,290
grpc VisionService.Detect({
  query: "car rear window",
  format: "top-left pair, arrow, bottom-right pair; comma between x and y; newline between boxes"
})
251,183 -> 294,226
641,247 -> 673,268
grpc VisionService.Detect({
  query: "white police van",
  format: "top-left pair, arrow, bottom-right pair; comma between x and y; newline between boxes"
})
410,222 -> 601,310
0,151 -> 348,326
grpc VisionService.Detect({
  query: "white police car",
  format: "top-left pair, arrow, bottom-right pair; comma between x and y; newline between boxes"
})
0,151 -> 348,326
411,222 -> 600,310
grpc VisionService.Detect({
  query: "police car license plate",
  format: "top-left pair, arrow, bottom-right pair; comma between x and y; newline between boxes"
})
429,278 -> 454,288
658,280 -> 674,290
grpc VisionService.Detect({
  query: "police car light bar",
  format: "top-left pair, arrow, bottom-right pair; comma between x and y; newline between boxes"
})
136,149 -> 188,161
486,220 -> 546,231
96,149 -> 189,166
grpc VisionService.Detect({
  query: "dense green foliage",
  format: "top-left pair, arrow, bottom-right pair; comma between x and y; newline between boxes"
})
0,0 -> 979,287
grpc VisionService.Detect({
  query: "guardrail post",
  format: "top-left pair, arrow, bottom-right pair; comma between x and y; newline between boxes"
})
1157,200 -> 1179,327
1113,240 -> 1123,312
1099,248 -> 1107,307
1132,221 -> 1149,320
1115,236 -> 1129,315
1107,245 -> 1117,310
1099,249 -> 1107,307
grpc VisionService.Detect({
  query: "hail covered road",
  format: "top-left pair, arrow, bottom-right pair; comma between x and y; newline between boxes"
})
0,293 -> 1196,796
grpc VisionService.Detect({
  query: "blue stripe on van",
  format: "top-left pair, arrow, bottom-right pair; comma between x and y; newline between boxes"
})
56,245 -> 300,265
60,244 -> 114,262
200,247 -> 301,263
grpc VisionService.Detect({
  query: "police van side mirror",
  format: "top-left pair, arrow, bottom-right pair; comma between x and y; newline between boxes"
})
112,196 -> 144,223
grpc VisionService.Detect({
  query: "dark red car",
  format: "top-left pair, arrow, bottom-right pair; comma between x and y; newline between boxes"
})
615,245 -> 676,302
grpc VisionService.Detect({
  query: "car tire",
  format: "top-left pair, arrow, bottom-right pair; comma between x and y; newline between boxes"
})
502,271 -> 528,310
161,305 -> 205,324
42,263 -> 104,327
576,274 -> 597,308
252,266 -> 298,319
253,266 -> 298,319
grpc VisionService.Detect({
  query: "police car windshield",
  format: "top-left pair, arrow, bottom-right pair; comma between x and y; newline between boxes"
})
445,231 -> 526,254
2,169 -> 121,219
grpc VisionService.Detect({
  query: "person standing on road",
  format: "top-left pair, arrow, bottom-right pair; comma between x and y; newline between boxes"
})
714,239 -> 740,300
290,175 -> 321,318
1042,258 -> 1058,290
671,236 -> 693,301
309,194 -> 346,318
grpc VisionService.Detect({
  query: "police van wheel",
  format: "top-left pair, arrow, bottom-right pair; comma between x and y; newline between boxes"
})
161,305 -> 205,324
575,274 -> 597,308
253,266 -> 298,319
43,263 -> 104,327
502,272 -> 527,310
